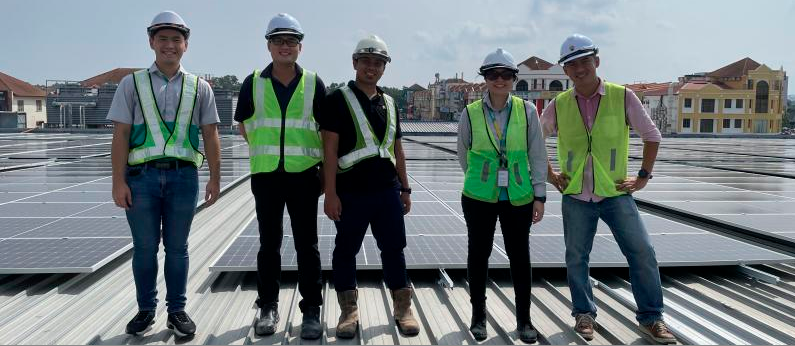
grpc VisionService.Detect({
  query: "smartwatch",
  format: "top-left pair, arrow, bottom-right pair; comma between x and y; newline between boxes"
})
533,196 -> 546,203
637,168 -> 653,180
400,187 -> 412,194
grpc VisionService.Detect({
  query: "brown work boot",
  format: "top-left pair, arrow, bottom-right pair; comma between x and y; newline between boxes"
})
391,288 -> 420,336
639,320 -> 677,344
336,290 -> 359,339
574,314 -> 596,341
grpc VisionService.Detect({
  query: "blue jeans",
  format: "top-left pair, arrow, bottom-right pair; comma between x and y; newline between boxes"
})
125,163 -> 198,313
561,194 -> 663,325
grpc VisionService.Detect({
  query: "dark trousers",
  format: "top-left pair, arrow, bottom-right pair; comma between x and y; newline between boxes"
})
332,187 -> 408,292
251,169 -> 322,311
462,195 -> 533,321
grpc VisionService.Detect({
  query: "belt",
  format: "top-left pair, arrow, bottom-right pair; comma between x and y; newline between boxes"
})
138,160 -> 194,170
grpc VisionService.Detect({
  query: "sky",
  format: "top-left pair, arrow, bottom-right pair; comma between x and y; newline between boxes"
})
2,0 -> 794,92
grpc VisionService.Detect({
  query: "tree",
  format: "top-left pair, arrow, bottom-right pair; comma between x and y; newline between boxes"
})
382,86 -> 408,115
209,75 -> 242,91
786,99 -> 795,129
327,82 -> 346,92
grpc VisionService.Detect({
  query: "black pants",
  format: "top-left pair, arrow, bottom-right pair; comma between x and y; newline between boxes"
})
332,187 -> 408,292
252,169 -> 322,311
462,195 -> 533,320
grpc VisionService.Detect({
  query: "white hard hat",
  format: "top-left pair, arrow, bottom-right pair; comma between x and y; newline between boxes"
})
558,34 -> 598,65
265,13 -> 304,40
352,34 -> 391,63
479,48 -> 519,74
147,11 -> 190,38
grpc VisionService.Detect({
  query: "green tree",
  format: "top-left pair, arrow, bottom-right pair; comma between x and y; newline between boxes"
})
327,82 -> 346,93
785,99 -> 795,129
382,86 -> 408,115
210,75 -> 242,91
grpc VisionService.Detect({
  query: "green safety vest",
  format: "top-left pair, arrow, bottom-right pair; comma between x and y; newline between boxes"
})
129,69 -> 203,167
337,86 -> 397,171
463,96 -> 534,206
244,68 -> 322,173
555,81 -> 629,197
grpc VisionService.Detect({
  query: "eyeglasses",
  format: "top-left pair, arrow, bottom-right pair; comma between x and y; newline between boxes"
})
484,70 -> 515,81
269,37 -> 300,47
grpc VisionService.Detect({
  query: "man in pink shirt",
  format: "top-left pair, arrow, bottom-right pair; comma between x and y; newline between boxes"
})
541,34 -> 676,344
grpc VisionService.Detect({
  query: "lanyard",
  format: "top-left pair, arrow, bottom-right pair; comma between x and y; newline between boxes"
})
486,100 -> 511,152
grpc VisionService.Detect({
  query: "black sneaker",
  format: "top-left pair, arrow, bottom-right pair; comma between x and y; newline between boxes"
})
167,311 -> 196,337
126,311 -> 155,335
300,306 -> 322,339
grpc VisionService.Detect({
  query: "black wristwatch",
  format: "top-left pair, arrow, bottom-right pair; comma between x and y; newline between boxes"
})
637,168 -> 653,180
534,196 -> 546,203
400,187 -> 412,194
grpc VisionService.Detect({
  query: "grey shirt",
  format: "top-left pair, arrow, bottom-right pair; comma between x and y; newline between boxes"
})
107,63 -> 220,126
457,91 -> 547,197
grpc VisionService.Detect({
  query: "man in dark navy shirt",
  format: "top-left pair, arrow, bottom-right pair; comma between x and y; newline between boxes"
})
319,34 -> 419,339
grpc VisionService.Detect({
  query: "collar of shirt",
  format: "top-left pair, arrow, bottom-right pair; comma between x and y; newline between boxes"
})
148,62 -> 187,82
347,80 -> 384,101
573,78 -> 606,101
482,90 -> 512,111
261,62 -> 304,79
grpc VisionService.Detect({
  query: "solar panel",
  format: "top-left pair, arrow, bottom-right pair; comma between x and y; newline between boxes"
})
0,218 -> 59,238
17,217 -> 130,238
0,238 -> 132,274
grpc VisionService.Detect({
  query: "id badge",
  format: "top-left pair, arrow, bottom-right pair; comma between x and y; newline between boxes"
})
498,168 -> 509,187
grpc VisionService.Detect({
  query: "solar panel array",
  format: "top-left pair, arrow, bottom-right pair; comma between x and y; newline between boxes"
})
211,136 -> 794,271
0,133 -> 250,273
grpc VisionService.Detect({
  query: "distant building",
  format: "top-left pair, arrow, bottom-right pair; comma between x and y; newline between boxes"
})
46,68 -> 237,128
514,56 -> 571,112
404,84 -> 426,120
0,71 -> 47,128
676,58 -> 787,134
625,82 -> 682,135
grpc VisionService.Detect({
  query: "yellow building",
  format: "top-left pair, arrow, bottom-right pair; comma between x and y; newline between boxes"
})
677,58 -> 787,134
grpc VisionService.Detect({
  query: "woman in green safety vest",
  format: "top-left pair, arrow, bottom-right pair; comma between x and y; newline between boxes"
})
456,48 -> 548,343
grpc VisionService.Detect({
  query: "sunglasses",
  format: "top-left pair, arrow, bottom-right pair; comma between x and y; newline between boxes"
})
269,37 -> 300,47
484,70 -> 516,81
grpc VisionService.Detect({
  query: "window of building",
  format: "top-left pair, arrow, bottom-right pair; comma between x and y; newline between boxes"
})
542,79 -> 546,89
36,100 -> 42,112
775,80 -> 781,90
532,79 -> 538,90
736,99 -> 743,108
549,80 -> 563,91
724,99 -> 732,109
747,79 -> 754,89
701,99 -> 715,113
17,100 -> 24,112
700,119 -> 714,133
515,80 -> 528,91
682,118 -> 691,128
684,98 -> 692,108
723,119 -> 731,128
755,81 -> 769,113
734,119 -> 742,128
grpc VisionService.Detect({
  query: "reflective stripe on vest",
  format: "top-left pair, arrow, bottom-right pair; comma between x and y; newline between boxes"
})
337,86 -> 397,170
555,81 -> 628,197
244,68 -> 322,173
463,96 -> 534,205
129,69 -> 203,167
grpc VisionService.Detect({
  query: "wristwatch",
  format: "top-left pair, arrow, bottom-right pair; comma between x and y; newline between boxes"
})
637,168 -> 653,180
533,196 -> 546,203
400,187 -> 412,194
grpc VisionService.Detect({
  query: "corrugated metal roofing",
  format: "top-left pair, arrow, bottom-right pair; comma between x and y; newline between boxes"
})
1,179 -> 795,344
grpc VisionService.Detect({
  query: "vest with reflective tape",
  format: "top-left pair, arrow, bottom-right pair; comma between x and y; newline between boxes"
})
555,81 -> 628,197
463,97 -> 534,205
244,68 -> 322,173
337,86 -> 396,171
129,69 -> 204,167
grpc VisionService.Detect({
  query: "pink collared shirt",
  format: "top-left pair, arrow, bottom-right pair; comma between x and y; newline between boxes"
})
541,79 -> 661,203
